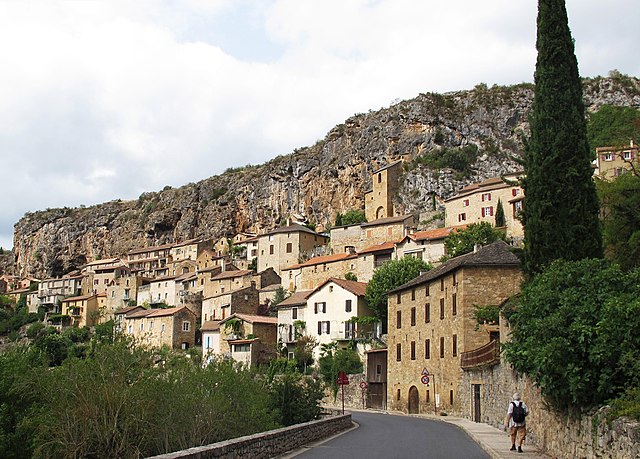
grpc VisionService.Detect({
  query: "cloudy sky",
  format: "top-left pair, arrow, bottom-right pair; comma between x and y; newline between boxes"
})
1,0 -> 638,250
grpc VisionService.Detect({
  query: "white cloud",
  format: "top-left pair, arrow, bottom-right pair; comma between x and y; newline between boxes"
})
0,0 -> 638,251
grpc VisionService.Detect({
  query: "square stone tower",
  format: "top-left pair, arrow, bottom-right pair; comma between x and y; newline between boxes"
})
365,160 -> 403,222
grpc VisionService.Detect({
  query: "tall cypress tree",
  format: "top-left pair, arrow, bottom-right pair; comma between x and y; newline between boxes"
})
523,0 -> 602,276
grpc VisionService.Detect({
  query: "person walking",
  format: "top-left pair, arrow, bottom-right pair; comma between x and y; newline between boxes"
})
504,392 -> 529,453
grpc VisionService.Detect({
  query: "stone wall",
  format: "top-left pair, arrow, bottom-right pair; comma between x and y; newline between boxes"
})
147,413 -> 352,459
460,361 -> 640,459
323,373 -> 369,410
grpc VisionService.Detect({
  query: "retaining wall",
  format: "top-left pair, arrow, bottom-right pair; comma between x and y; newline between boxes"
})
147,413 -> 352,459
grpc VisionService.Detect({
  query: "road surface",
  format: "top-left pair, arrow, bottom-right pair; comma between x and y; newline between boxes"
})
295,411 -> 491,459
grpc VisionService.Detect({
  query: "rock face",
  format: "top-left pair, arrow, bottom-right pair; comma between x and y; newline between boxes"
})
13,77 -> 640,278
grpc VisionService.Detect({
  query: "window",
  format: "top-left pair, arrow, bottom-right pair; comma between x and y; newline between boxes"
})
481,206 -> 494,217
396,343 -> 402,361
378,173 -> 382,183
440,278 -> 444,291
440,337 -> 445,358
344,321 -> 355,339
150,321 -> 154,330
440,298 -> 445,319
458,213 -> 466,222
269,245 -> 274,255
410,341 -> 416,360
233,343 -> 250,352
318,321 -> 330,335
345,299 -> 352,312
481,192 -> 491,201
425,339 -> 430,359
425,303 -> 431,323
161,323 -> 165,332
410,307 -> 416,326
140,323 -> 144,331
396,310 -> 402,329
182,321 -> 190,332
426,390 -> 430,403
512,188 -> 520,197
452,294 -> 457,316
396,293 -> 401,304
450,390 -> 454,406
425,284 -> 430,297
463,199 -> 469,207
128,325 -> 132,334
292,307 -> 298,319
453,334 -> 458,357
286,242 -> 292,253
603,153 -> 613,161
623,151 -> 632,160
411,289 -> 415,301
397,388 -> 401,400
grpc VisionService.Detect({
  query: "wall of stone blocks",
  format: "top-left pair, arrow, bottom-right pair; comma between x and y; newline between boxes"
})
146,413 -> 352,459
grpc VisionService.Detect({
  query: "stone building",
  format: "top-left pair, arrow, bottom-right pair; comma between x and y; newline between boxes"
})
38,274 -> 84,315
104,274 -> 145,321
82,258 -> 129,295
61,294 -> 100,328
201,283 -> 260,322
127,242 -> 174,278
444,174 -> 524,240
256,224 -> 329,277
365,160 -> 403,221
120,306 -> 196,350
219,313 -> 278,367
594,142 -> 638,179
394,226 -> 464,263
282,253 -> 358,291
386,240 -> 521,416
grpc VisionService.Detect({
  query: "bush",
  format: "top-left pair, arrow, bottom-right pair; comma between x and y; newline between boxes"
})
269,372 -> 323,426
504,259 -> 640,411
318,344 -> 363,398
443,222 -> 506,259
26,322 -> 45,339
415,144 -> 478,177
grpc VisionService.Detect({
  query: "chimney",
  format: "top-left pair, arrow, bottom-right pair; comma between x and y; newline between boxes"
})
473,244 -> 481,253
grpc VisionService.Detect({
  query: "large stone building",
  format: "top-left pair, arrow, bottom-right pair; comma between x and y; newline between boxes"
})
386,241 -> 521,416
444,174 -> 524,240
119,306 -> 196,350
256,224 -> 329,276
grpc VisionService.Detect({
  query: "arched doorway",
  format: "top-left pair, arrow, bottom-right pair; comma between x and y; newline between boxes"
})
376,206 -> 385,219
408,386 -> 419,414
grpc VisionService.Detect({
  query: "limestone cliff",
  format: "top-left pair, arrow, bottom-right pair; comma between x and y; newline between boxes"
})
13,76 -> 640,278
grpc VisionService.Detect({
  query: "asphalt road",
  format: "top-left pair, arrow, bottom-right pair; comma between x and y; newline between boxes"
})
295,411 -> 491,459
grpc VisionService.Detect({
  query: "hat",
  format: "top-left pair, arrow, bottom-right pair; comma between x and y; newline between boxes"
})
513,393 -> 521,401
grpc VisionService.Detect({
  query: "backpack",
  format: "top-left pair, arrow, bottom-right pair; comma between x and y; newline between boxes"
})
512,401 -> 526,423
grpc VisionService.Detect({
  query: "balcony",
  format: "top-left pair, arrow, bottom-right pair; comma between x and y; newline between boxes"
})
460,340 -> 500,370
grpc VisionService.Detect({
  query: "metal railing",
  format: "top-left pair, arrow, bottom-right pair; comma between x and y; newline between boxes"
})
460,339 -> 500,369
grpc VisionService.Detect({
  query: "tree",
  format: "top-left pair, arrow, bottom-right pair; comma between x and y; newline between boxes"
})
495,199 -> 506,227
344,272 -> 358,282
365,257 -> 432,326
318,343 -> 363,398
335,210 -> 367,227
522,0 -> 602,276
587,104 -> 640,149
503,259 -> 640,411
597,173 -> 640,270
443,222 -> 506,259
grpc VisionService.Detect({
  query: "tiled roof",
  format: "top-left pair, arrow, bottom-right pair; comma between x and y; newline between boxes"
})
316,277 -> 368,297
372,160 -> 402,174
358,241 -> 397,255
201,320 -> 221,332
285,252 -> 357,271
211,269 -> 253,280
222,313 -> 278,324
360,214 -> 413,228
444,174 -> 523,202
389,240 -> 521,294
263,224 -> 327,237
61,294 -> 97,302
277,290 -> 313,308
408,225 -> 467,242
114,305 -> 144,315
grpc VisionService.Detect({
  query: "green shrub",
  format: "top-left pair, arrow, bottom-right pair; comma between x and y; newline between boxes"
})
26,322 -> 45,339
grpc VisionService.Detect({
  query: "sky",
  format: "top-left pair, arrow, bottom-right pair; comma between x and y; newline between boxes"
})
1,0 -> 638,251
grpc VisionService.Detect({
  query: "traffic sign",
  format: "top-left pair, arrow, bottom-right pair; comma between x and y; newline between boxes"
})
337,371 -> 349,385
422,368 -> 430,376
359,381 -> 368,390
421,375 -> 430,385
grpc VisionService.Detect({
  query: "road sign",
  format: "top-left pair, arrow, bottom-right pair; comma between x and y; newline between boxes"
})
422,368 -> 430,376
359,381 -> 368,390
337,371 -> 349,385
421,375 -> 430,385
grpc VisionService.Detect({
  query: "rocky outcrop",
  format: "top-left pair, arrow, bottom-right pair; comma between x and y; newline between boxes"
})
13,76 -> 640,278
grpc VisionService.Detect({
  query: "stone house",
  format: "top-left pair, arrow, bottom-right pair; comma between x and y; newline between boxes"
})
275,290 -> 313,359
201,283 -> 260,322
305,277 -> 374,362
196,249 -> 228,272
136,275 -> 178,307
355,241 -> 396,283
170,238 -> 212,268
201,320 -> 222,364
104,275 -> 145,321
365,160 -> 403,221
256,224 -> 329,277
444,174 -> 524,240
219,313 -> 278,367
82,258 -> 129,296
120,306 -> 196,350
594,142 -> 638,179
281,253 -> 358,291
38,275 -> 84,314
61,294 -> 100,328
201,269 -> 254,299
114,305 -> 145,332
5,288 -> 39,313
126,242 -> 173,278
394,226 -> 465,263
386,240 -> 522,416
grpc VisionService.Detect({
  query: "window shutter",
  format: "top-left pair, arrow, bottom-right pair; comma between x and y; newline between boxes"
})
481,194 -> 485,202
326,321 -> 330,334
490,207 -> 494,216
323,302 -> 327,313
314,303 -> 318,314
318,321 -> 321,335
481,208 -> 485,217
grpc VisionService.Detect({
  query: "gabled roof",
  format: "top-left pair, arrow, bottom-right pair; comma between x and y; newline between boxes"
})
277,290 -> 313,308
312,277 -> 368,297
360,214 -> 414,228
114,305 -> 145,315
262,224 -> 328,237
61,294 -> 97,302
84,257 -> 121,267
283,252 -> 357,271
126,306 -> 194,319
444,173 -> 523,202
358,241 -> 397,255
175,272 -> 197,283
389,240 -> 520,294
150,275 -> 177,283
210,269 -> 253,280
220,313 -> 278,325
201,320 -> 221,332
403,225 -> 467,243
